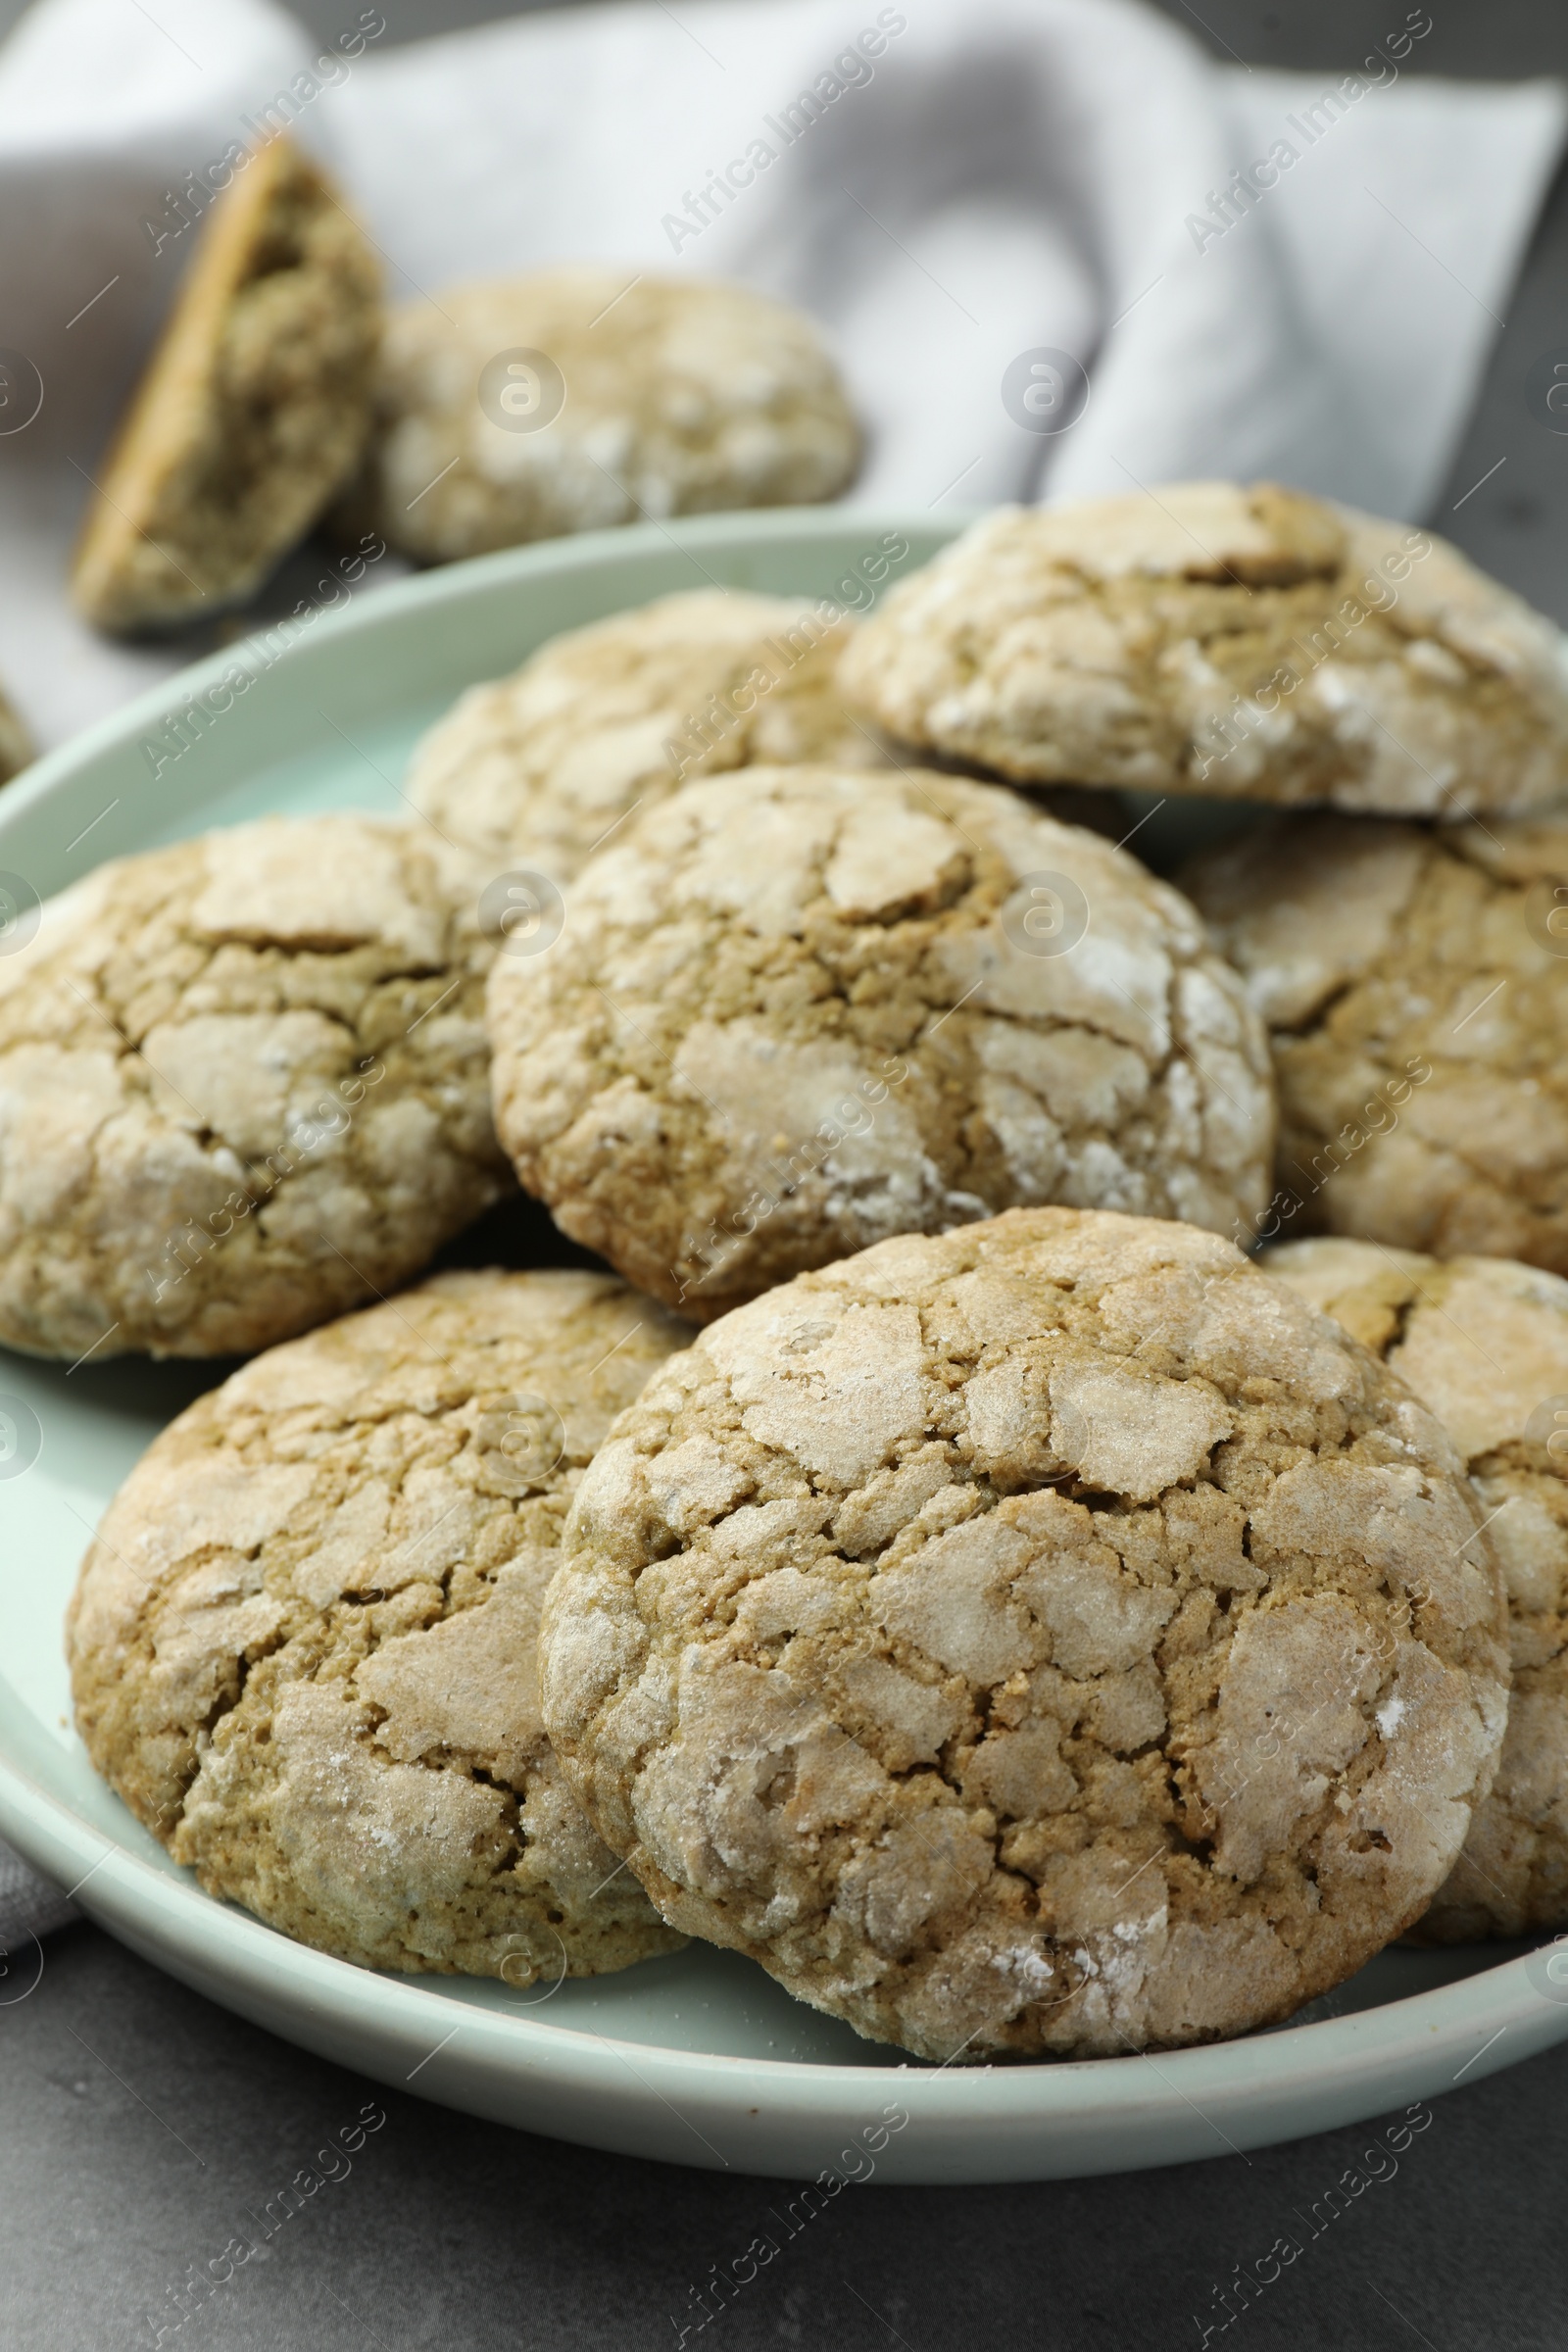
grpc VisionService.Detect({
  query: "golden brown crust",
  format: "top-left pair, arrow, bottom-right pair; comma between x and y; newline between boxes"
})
0,685 -> 31,785
72,136 -> 381,634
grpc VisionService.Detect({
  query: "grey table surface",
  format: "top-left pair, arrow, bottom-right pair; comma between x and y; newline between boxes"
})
6,2 -> 1568,2347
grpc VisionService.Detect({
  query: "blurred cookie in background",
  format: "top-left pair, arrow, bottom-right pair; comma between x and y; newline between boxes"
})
406,586 -> 890,881
352,268 -> 860,564
840,482 -> 1568,818
72,135 -> 381,636
1268,1236 -> 1568,1942
0,685 -> 31,785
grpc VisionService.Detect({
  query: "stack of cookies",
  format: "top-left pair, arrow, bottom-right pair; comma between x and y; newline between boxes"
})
40,474 -> 1568,2066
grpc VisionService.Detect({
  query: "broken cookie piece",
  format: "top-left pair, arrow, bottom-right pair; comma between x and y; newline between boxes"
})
0,683 -> 30,784
72,135 -> 380,634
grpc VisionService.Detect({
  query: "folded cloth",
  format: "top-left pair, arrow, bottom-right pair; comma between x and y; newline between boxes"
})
0,0 -> 1564,1936
0,0 -> 1561,757
0,1834 -> 75,1951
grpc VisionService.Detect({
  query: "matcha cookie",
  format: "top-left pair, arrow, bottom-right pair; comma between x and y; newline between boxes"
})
69,1270 -> 690,1979
359,269 -> 859,564
1183,810 -> 1568,1274
486,765 -> 1275,1321
839,483 -> 1568,816
408,589 -> 885,881
540,1208 -> 1507,2059
0,685 -> 31,785
0,813 -> 509,1359
73,136 -> 380,634
1268,1236 -> 1568,1941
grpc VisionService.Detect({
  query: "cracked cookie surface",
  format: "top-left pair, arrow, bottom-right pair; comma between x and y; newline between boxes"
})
407,589 -> 886,882
0,813 -> 510,1359
1268,1235 -> 1568,1941
358,270 -> 859,564
540,1209 -> 1507,2060
68,1269 -> 690,1978
1182,810 -> 1568,1274
486,764 -> 1275,1321
72,135 -> 380,633
838,482 -> 1568,815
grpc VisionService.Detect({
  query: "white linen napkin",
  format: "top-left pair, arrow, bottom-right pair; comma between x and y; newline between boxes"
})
0,0 -> 1563,1941
1,1833 -> 75,1950
0,0 -> 1561,756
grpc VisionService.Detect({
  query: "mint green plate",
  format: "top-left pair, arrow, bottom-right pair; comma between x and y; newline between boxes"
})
0,510 -> 1563,2181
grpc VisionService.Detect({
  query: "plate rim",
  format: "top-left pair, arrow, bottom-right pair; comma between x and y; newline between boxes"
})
0,502 -> 976,843
2,1740 -> 1561,2179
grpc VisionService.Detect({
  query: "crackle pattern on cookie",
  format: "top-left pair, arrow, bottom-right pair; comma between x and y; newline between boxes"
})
540,1210 -> 1507,2060
0,814 -> 509,1358
1270,1235 -> 1568,1940
407,590 -> 886,881
361,270 -> 859,564
68,1270 -> 690,1978
486,765 -> 1275,1320
72,136 -> 380,633
838,483 -> 1568,816
1184,810 -> 1568,1276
